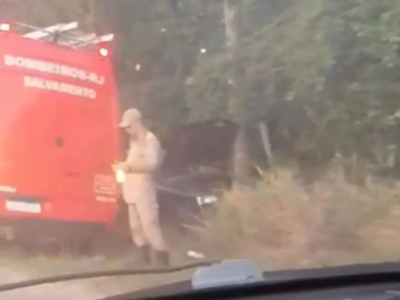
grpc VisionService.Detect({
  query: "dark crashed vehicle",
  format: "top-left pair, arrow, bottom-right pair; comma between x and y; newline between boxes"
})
155,120 -> 237,229
156,119 -> 266,231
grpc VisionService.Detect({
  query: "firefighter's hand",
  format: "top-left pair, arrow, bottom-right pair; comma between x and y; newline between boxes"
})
112,162 -> 121,172
112,162 -> 119,172
112,162 -> 128,172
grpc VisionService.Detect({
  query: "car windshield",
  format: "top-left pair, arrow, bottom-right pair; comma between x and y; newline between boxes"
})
0,0 -> 400,299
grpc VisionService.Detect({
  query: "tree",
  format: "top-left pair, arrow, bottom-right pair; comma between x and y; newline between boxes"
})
223,0 -> 251,182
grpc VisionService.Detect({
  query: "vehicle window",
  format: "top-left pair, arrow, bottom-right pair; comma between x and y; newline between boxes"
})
0,1 -> 399,299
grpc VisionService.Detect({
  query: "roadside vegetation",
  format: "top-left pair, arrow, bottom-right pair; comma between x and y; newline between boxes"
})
197,163 -> 400,268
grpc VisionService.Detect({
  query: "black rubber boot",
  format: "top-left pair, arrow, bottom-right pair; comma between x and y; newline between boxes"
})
153,250 -> 170,267
136,245 -> 151,265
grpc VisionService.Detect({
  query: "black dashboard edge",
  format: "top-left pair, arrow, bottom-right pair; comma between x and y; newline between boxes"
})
95,262 -> 400,300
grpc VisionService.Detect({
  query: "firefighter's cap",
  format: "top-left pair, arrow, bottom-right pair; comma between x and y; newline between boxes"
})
119,108 -> 142,128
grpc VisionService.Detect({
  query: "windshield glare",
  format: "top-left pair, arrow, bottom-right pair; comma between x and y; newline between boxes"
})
0,0 -> 399,299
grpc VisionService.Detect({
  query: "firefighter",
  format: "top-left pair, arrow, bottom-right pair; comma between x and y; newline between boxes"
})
113,108 -> 169,266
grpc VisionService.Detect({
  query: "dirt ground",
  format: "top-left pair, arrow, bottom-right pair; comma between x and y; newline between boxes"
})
0,269 -> 191,300
0,250 -> 197,300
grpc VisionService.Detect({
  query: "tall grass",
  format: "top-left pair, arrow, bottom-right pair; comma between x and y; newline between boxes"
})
197,167 -> 400,269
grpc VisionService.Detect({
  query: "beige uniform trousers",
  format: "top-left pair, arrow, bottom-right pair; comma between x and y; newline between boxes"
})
126,197 -> 166,251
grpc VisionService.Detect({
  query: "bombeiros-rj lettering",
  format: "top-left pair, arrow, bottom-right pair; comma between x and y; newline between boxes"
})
3,54 -> 104,100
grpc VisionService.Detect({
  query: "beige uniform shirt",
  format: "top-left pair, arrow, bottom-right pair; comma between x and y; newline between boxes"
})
122,131 -> 161,204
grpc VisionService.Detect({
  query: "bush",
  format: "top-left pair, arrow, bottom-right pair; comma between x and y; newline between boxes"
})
196,167 -> 400,269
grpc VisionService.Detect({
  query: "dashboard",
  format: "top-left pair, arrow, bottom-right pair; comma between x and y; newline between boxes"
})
251,284 -> 400,300
98,262 -> 400,300
100,282 -> 400,300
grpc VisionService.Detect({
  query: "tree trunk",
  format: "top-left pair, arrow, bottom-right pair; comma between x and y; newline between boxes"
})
224,0 -> 250,184
259,121 -> 275,170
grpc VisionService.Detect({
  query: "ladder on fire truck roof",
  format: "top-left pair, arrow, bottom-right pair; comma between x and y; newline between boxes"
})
8,21 -> 114,49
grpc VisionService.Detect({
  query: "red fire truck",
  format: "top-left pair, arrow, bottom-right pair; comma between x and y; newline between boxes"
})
0,21 -> 121,245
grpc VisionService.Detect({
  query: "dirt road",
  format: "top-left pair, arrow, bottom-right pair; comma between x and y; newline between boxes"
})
0,256 -> 193,300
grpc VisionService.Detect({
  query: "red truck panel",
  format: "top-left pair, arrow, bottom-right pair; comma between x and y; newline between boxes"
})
0,32 -> 120,225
